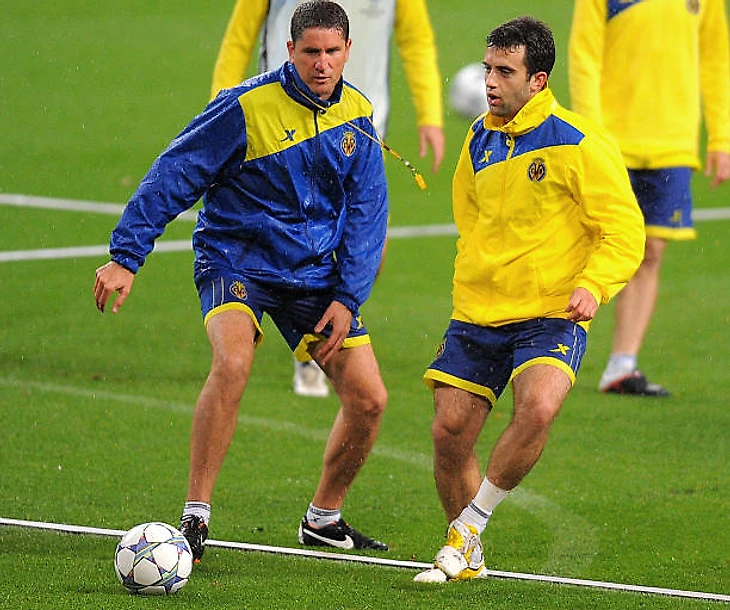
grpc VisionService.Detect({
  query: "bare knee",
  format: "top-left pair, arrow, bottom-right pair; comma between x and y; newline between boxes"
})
432,388 -> 489,453
332,373 -> 387,430
641,237 -> 666,270
205,310 -> 256,393
511,397 -> 559,434
352,385 -> 387,422
328,348 -> 387,423
432,410 -> 469,450
204,346 -> 254,408
211,349 -> 250,382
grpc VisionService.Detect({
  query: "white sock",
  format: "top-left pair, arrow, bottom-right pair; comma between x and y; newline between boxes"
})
600,353 -> 637,387
182,501 -> 211,525
459,478 -> 509,535
606,353 -> 636,376
458,502 -> 491,535
306,504 -> 341,528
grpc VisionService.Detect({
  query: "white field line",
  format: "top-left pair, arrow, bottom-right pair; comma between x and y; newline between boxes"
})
3,193 -> 730,221
0,240 -> 193,263
0,193 -> 199,221
2,193 -> 727,264
1,517 -> 729,602
3,192 -> 730,222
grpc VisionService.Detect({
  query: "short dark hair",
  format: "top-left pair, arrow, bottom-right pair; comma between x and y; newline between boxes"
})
486,16 -> 555,78
290,1 -> 350,43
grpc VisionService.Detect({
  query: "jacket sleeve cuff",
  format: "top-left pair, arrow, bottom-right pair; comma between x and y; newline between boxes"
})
333,292 -> 359,315
576,280 -> 605,306
110,254 -> 141,274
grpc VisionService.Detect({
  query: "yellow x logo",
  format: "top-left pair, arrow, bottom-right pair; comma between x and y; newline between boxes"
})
550,343 -> 570,355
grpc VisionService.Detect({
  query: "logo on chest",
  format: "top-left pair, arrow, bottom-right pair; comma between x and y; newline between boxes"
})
340,131 -> 357,157
527,157 -> 547,182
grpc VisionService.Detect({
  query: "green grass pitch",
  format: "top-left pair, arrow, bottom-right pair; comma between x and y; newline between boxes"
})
1,1 -> 729,608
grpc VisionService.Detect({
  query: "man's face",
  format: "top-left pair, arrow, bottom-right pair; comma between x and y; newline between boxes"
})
483,45 -> 544,122
287,27 -> 351,100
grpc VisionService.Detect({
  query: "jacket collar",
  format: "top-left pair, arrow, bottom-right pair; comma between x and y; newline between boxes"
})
279,61 -> 344,112
483,87 -> 557,136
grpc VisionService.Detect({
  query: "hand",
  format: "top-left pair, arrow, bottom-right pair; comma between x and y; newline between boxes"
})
565,287 -> 598,322
312,301 -> 352,365
418,125 -> 445,173
704,151 -> 730,189
94,261 -> 135,313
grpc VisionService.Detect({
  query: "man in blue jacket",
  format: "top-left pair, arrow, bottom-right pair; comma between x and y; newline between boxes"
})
94,1 -> 389,560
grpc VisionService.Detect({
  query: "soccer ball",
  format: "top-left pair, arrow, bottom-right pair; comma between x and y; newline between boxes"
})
448,63 -> 489,119
114,522 -> 193,595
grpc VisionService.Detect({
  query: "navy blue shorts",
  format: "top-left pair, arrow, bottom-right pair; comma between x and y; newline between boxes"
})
424,318 -> 587,406
628,167 -> 695,240
196,271 -> 370,361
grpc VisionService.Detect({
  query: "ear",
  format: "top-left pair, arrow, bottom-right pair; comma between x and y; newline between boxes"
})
344,38 -> 352,61
530,71 -> 548,93
287,40 -> 295,61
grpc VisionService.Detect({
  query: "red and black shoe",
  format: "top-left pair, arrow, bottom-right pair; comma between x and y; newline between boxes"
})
601,371 -> 669,397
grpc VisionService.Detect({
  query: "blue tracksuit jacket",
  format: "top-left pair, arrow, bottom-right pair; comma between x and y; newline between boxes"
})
109,62 -> 388,313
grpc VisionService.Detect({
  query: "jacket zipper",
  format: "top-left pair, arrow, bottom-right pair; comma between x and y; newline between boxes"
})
499,134 -> 516,245
303,108 -> 322,255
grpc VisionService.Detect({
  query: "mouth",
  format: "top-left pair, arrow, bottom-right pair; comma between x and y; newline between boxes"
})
487,93 -> 500,106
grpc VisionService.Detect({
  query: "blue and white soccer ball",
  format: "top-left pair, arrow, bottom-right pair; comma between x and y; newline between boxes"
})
448,62 -> 489,119
114,522 -> 193,595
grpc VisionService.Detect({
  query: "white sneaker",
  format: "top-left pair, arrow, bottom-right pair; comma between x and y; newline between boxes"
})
293,360 -> 329,397
413,567 -> 448,583
414,519 -> 487,583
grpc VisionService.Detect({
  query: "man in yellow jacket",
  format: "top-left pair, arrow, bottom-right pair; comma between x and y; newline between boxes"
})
569,0 -> 730,396
210,0 -> 445,398
414,16 -> 645,583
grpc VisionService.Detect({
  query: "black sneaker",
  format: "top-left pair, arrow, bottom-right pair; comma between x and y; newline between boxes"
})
298,517 -> 388,551
602,371 -> 669,397
179,515 -> 209,562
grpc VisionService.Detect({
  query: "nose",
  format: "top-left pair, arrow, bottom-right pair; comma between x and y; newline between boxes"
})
314,51 -> 329,71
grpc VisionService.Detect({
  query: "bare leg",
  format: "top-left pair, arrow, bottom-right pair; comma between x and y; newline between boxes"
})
485,364 -> 571,490
610,237 -> 666,356
416,366 -> 572,583
431,385 -> 491,522
308,344 -> 387,509
431,364 -> 571,524
187,310 -> 257,503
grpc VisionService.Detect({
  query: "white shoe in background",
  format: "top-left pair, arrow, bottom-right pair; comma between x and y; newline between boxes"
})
293,359 -> 329,397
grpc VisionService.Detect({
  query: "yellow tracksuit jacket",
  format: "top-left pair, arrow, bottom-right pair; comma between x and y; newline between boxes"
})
569,0 -> 730,169
451,88 -> 645,329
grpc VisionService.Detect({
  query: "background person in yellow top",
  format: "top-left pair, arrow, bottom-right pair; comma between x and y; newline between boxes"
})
414,16 -> 645,583
569,0 -> 730,397
210,0 -> 445,398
